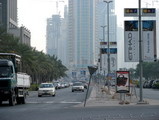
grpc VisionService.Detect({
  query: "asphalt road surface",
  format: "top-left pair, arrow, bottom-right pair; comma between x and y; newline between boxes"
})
0,87 -> 159,120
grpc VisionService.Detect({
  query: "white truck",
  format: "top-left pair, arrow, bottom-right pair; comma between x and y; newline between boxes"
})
0,53 -> 30,106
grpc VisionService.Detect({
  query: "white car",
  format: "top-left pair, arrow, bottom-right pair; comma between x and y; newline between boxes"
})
38,83 -> 56,97
72,82 -> 84,92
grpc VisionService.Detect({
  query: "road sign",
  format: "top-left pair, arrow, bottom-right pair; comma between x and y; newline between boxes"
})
88,66 -> 98,75
124,8 -> 156,17
124,8 -> 138,17
142,8 -> 156,17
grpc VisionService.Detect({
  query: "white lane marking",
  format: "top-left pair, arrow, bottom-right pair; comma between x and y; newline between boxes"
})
27,101 -> 82,104
61,101 -> 82,104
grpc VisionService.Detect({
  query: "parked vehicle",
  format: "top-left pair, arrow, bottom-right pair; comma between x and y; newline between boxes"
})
72,82 -> 84,92
147,80 -> 155,88
0,53 -> 30,106
53,81 -> 61,89
152,80 -> 159,89
38,83 -> 56,97
143,81 -> 149,88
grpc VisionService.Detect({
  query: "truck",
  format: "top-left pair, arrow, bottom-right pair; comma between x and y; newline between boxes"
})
0,53 -> 30,106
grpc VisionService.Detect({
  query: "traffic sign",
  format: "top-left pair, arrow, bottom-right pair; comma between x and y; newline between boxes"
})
124,8 -> 156,17
124,8 -> 138,17
142,8 -> 156,17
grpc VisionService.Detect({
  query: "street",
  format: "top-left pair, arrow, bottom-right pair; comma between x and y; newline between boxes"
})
0,86 -> 159,120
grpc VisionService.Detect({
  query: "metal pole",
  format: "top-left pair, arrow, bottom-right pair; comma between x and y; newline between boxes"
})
138,0 -> 143,102
84,75 -> 92,107
104,0 -> 112,93
101,26 -> 106,83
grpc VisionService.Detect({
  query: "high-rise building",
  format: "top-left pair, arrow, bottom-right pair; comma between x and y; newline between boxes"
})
46,15 -> 61,57
0,0 -> 31,46
67,0 -> 98,77
0,0 -> 18,30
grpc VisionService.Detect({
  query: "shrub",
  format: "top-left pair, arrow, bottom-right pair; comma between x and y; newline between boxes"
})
153,83 -> 159,89
29,84 -> 39,91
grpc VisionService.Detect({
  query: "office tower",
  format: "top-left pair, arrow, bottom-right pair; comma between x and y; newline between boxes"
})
46,15 -> 61,57
0,0 -> 31,46
0,0 -> 18,30
68,0 -> 98,77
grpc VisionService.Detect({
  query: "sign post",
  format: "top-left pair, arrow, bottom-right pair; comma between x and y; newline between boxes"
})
124,5 -> 156,103
84,66 -> 98,107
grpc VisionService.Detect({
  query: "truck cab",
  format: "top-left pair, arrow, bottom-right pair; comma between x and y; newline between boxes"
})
0,53 -> 30,106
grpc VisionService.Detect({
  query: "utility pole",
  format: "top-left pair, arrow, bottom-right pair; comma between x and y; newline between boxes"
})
103,0 -> 112,94
101,26 -> 106,80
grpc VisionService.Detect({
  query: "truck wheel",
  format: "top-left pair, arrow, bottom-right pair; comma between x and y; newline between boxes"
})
16,98 -> 21,104
21,97 -> 26,104
9,95 -> 16,106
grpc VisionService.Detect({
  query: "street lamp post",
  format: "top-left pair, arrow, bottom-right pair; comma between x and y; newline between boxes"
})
103,0 -> 112,93
101,26 -> 106,77
138,0 -> 144,103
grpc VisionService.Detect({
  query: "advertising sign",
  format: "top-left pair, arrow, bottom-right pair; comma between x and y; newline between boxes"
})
124,20 -> 157,62
124,21 -> 139,62
101,48 -> 117,73
116,71 -> 130,93
142,20 -> 156,62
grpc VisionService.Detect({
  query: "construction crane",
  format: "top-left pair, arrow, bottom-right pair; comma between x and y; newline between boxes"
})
152,0 -> 159,7
56,0 -> 65,14
143,1 -> 151,8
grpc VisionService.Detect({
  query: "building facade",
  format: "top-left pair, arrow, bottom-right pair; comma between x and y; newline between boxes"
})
0,0 -> 31,46
46,15 -> 61,57
67,0 -> 98,78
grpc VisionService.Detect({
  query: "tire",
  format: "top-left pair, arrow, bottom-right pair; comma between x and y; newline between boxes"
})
16,97 -> 21,104
21,97 -> 26,104
0,100 -> 2,105
38,95 -> 42,97
9,94 -> 16,106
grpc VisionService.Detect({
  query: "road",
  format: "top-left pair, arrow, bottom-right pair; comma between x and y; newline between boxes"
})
0,86 -> 159,120
26,86 -> 87,108
138,88 -> 159,100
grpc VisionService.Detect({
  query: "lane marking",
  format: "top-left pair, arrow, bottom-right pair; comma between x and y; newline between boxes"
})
27,101 -> 82,104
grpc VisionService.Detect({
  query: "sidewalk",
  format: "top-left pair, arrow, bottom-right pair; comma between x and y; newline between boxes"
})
76,84 -> 159,107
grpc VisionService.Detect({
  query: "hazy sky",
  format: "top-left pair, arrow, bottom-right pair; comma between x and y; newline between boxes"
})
17,0 -> 154,52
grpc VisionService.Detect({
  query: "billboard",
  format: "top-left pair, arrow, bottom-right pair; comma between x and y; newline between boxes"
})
124,20 -> 156,62
142,20 -> 157,62
101,48 -> 117,73
116,71 -> 130,93
124,21 -> 139,62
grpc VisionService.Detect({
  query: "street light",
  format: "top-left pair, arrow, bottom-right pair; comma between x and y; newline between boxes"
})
103,0 -> 112,93
101,25 -> 106,76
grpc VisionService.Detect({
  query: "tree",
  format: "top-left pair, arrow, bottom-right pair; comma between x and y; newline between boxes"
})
0,29 -> 68,84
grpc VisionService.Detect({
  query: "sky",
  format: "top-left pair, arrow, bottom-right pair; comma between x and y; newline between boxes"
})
18,0 -> 155,52
18,0 -> 67,52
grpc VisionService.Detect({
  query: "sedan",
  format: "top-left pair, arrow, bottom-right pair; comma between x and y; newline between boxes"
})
38,83 -> 56,97
72,82 -> 84,92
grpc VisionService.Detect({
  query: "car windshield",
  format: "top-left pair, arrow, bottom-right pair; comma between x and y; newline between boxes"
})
40,84 -> 53,88
0,66 -> 13,77
73,82 -> 83,86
